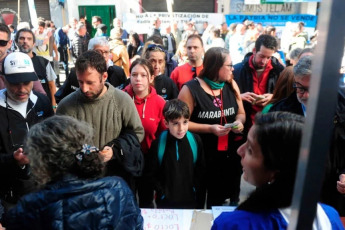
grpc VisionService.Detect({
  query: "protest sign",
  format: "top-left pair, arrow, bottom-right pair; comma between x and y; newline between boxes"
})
123,12 -> 224,34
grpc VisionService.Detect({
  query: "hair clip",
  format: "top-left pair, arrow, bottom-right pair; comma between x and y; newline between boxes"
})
75,144 -> 99,161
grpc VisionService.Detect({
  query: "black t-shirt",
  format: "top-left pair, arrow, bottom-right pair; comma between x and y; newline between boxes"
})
185,78 -> 239,158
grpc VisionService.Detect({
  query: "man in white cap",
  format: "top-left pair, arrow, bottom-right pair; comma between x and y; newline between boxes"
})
0,52 -> 53,210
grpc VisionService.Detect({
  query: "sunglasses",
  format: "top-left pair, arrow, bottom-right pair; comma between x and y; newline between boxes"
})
147,44 -> 165,52
0,40 -> 9,47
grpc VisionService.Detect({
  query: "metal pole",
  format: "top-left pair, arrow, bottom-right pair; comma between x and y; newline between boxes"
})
18,0 -> 20,24
288,0 -> 345,229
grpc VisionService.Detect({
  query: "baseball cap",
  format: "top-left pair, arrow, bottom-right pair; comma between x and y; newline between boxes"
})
2,52 -> 38,84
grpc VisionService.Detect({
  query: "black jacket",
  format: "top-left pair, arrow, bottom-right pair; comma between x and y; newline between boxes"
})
104,128 -> 144,192
154,74 -> 179,101
162,33 -> 176,54
146,131 -> 206,209
70,32 -> 89,59
233,53 -> 284,133
3,175 -> 143,230
269,92 -> 304,115
0,90 -> 53,204
31,54 -> 53,102
55,66 -> 127,103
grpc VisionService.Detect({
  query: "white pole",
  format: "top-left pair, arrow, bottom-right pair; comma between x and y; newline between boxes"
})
18,0 -> 20,24
27,0 -> 38,28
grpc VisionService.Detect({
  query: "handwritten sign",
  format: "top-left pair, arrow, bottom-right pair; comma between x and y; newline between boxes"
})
141,209 -> 194,230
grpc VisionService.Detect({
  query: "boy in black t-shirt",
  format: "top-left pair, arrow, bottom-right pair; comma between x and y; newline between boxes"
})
146,99 -> 206,209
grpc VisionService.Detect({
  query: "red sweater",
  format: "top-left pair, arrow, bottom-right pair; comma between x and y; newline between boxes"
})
124,85 -> 166,154
248,55 -> 273,124
170,63 -> 203,90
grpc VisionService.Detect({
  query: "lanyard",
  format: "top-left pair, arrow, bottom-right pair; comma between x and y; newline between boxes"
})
211,89 -> 227,125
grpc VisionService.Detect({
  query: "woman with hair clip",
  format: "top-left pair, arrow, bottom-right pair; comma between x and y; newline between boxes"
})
178,47 -> 245,208
3,115 -> 143,229
124,58 -> 166,208
212,112 -> 344,230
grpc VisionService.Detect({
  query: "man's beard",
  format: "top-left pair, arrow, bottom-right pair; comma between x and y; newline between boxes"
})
296,94 -> 307,108
18,47 -> 32,54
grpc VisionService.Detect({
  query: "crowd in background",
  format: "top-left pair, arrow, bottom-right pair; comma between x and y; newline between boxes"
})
0,12 -> 345,229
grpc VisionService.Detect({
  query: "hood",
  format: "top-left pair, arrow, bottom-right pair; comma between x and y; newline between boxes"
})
123,85 -> 157,104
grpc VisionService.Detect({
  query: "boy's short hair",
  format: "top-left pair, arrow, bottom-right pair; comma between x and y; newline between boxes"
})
163,99 -> 190,122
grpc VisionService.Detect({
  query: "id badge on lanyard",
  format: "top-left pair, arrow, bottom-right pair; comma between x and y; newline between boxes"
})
218,134 -> 229,151
211,89 -> 229,151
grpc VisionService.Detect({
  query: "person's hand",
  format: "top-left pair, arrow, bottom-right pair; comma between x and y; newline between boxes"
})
210,124 -> 231,137
0,223 -> 5,230
99,146 -> 113,162
47,30 -> 52,37
13,148 -> 29,166
54,55 -> 59,61
240,92 -> 258,104
231,121 -> 244,134
255,93 -> 273,107
337,174 -> 345,194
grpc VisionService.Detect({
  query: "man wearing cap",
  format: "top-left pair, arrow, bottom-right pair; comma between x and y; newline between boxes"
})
0,52 -> 53,210
0,23 -> 45,95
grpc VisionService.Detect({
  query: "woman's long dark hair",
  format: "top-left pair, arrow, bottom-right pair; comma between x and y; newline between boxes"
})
199,47 -> 239,99
128,32 -> 141,59
199,47 -> 228,82
237,112 -> 305,212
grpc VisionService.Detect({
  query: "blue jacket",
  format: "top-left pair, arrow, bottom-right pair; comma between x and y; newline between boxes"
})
54,28 -> 69,47
212,203 -> 344,230
3,175 -> 143,230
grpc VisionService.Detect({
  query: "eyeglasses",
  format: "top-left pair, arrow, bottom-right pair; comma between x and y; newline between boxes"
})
0,40 -> 9,47
94,49 -> 110,56
293,82 -> 309,94
147,44 -> 165,52
225,64 -> 234,68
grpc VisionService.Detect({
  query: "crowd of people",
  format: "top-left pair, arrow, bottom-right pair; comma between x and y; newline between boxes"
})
0,12 -> 344,229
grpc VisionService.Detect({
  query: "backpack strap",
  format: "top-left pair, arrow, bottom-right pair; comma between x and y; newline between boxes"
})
158,130 -> 168,166
186,131 -> 198,164
158,130 -> 198,166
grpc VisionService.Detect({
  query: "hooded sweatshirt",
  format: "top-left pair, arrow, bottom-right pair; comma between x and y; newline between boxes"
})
124,85 -> 166,154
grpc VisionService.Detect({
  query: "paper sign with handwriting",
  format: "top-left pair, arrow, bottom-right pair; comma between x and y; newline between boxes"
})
141,209 -> 193,230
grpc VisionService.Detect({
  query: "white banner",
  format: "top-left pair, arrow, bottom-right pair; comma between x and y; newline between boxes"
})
123,12 -> 224,35
244,0 -> 261,4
